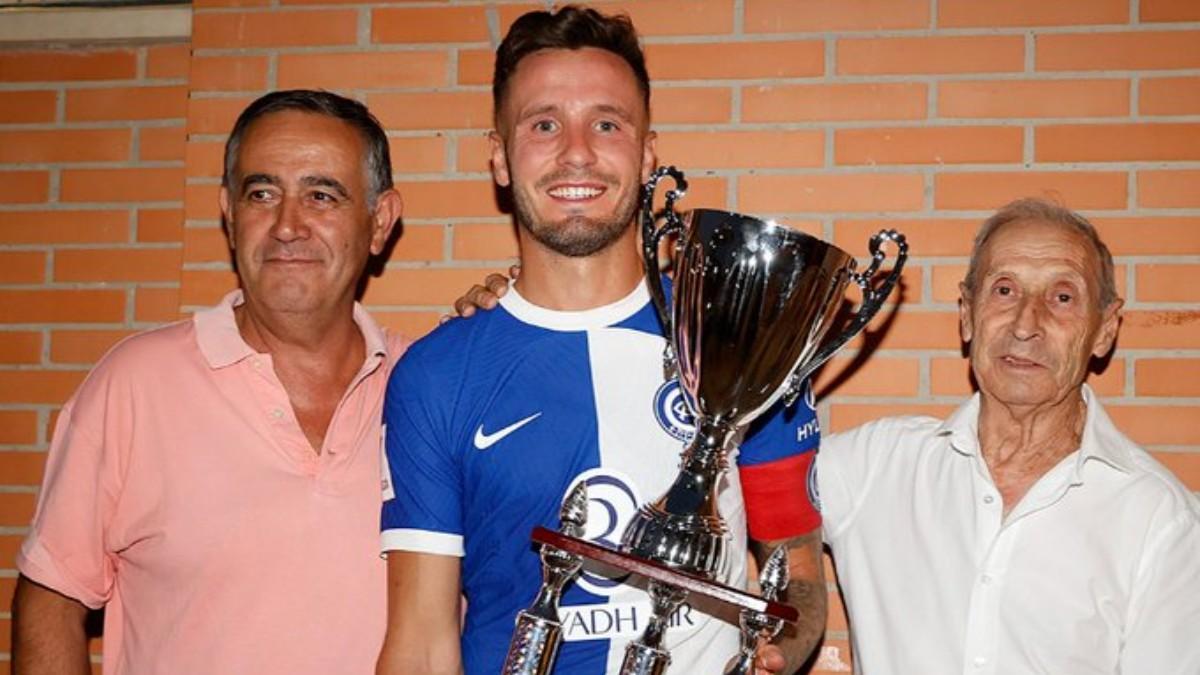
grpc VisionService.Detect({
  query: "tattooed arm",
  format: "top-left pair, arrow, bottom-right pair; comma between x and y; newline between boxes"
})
750,530 -> 827,675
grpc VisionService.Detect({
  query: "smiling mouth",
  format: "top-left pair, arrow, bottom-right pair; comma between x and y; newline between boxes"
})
547,185 -> 605,201
1001,355 -> 1042,368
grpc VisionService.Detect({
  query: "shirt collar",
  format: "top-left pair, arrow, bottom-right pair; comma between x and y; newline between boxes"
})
193,290 -> 390,370
935,383 -> 1136,474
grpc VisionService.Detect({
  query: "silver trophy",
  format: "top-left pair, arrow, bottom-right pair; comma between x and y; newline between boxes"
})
617,166 -> 907,673
505,165 -> 906,675
503,483 -> 589,675
725,546 -> 790,675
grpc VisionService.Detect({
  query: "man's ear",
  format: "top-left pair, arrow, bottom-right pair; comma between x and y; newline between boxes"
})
958,282 -> 974,343
219,186 -> 235,250
488,130 -> 510,188
640,129 -> 658,183
369,188 -> 403,256
1092,297 -> 1124,358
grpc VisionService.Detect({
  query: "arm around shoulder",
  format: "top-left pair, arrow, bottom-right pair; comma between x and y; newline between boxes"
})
376,551 -> 464,675
11,575 -> 91,675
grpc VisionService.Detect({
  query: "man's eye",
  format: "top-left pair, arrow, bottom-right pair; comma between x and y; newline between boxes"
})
533,120 -> 557,133
596,120 -> 618,132
247,189 -> 273,201
1056,293 -> 1073,304
312,191 -> 336,202
995,286 -> 1013,296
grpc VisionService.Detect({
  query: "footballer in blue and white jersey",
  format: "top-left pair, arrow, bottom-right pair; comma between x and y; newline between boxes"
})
381,279 -> 821,675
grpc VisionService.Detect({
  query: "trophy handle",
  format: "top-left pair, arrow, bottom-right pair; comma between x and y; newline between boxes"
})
641,165 -> 689,337
783,229 -> 909,406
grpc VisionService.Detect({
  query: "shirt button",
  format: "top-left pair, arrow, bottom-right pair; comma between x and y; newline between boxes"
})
981,574 -> 992,585
270,408 -> 284,419
252,359 -> 262,370
973,656 -> 988,667
983,494 -> 995,504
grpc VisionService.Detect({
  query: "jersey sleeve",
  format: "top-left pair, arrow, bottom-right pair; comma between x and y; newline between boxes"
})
380,352 -> 465,557
17,369 -> 126,609
735,378 -> 822,542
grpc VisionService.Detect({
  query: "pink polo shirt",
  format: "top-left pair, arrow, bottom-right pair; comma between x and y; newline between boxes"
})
18,291 -> 409,674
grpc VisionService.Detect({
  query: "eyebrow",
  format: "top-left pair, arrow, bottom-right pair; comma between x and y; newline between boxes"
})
515,102 -> 637,125
240,173 -> 280,191
239,173 -> 351,200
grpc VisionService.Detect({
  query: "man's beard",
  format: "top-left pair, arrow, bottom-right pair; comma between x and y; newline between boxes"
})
511,171 -> 639,258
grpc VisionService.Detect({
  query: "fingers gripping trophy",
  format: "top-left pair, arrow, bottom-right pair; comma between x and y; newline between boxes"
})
504,166 -> 908,674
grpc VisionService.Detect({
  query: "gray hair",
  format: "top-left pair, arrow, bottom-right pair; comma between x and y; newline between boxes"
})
962,197 -> 1118,308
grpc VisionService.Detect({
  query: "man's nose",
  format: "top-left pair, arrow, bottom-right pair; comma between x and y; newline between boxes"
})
558,125 -> 597,169
270,195 -> 311,242
1012,296 -> 1044,340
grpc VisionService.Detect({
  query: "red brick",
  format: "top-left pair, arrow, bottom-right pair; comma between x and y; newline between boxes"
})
193,10 -> 358,48
1091,217 -> 1200,255
389,223 -> 445,262
138,209 -> 184,244
0,210 -> 129,245
0,251 -> 45,284
186,140 -> 226,179
51,329 -> 135,364
146,43 -> 190,79
61,168 -> 185,203
652,87 -> 733,124
363,266 -> 507,306
746,0 -> 929,31
455,133 -> 494,174
0,492 -> 37,526
848,309 -> 963,351
0,50 -> 136,82
1141,76 -> 1200,115
180,267 -> 237,305
814,356 -> 920,397
138,285 -> 187,321
0,289 -> 125,323
394,179 -> 500,219
458,49 -> 493,86
194,0 -> 269,7
1037,31 -> 1200,71
0,410 -> 38,444
187,96 -> 254,135
278,51 -> 448,90
452,222 -> 519,261
939,79 -> 1130,118
0,129 -> 129,163
369,91 -> 492,131
1138,170 -> 1200,208
0,452 -> 48,485
836,126 -> 1022,165
55,248 -> 182,283
0,331 -> 41,364
834,218 -> 980,257
0,91 -> 57,123
0,171 -> 49,204
498,0 -> 734,37
658,130 -> 823,169
190,55 -> 268,92
140,126 -> 187,162
0,370 -> 86,404
1141,0 -> 1200,21
829,403 -> 958,433
66,86 -> 188,122
1137,264 -> 1200,303
1153,452 -> 1200,491
1137,359 -> 1200,396
185,183 -> 222,221
1120,311 -> 1200,349
370,310 -> 441,340
743,83 -> 927,123
1107,406 -> 1200,445
739,174 -> 925,213
645,40 -> 822,80
940,0 -> 1126,26
838,36 -> 1024,75
934,172 -> 1128,210
390,136 -> 448,175
183,226 -> 232,263
372,7 -> 489,44
1036,123 -> 1200,162
1,533 -> 24,568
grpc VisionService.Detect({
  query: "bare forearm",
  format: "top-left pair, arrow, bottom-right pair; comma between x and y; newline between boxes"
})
376,552 -> 464,675
12,575 -> 91,675
774,576 -> 827,673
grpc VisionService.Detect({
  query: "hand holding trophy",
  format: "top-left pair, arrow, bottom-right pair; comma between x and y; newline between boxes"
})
505,166 -> 907,674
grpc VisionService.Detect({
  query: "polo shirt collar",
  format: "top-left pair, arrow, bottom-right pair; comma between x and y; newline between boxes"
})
935,383 -> 1136,474
194,290 -> 389,370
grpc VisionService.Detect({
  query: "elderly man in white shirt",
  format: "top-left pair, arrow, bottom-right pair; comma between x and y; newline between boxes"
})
819,197 -> 1200,675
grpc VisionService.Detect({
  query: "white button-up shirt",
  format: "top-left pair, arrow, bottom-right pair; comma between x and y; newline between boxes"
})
819,385 -> 1200,675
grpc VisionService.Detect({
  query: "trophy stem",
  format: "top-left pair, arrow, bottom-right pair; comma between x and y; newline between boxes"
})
619,580 -> 689,675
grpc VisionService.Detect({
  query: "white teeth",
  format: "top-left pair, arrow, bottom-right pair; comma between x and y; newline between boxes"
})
549,186 -> 602,199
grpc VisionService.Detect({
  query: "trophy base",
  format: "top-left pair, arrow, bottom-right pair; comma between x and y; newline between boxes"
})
530,527 -> 797,623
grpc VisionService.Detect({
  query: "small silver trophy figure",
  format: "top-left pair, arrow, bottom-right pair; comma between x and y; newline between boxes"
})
724,547 -> 790,675
503,482 -> 589,675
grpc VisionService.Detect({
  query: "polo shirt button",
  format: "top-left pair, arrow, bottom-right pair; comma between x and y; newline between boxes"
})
981,574 -> 992,584
973,656 -> 987,667
983,494 -> 995,504
270,408 -> 284,419
252,359 -> 262,370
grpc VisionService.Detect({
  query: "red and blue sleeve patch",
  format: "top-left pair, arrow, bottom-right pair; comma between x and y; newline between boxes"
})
739,451 -> 821,542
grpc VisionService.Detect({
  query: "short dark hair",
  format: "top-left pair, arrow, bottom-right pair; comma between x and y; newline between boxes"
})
493,5 -> 650,122
222,89 -> 393,205
963,197 -> 1118,308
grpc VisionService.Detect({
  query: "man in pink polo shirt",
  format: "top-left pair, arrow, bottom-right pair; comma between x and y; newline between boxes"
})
12,90 -> 406,674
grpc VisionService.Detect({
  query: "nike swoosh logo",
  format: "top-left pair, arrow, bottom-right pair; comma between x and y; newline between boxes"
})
473,412 -> 542,450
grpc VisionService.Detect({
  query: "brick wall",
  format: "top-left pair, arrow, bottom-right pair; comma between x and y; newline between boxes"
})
3,0 -> 1199,672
